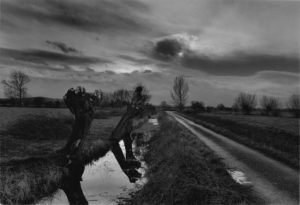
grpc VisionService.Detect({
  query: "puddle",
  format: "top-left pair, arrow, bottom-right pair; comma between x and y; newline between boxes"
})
227,170 -> 252,185
41,142 -> 147,205
148,118 -> 158,126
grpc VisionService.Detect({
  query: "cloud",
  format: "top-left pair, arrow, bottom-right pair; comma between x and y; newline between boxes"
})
150,35 -> 299,76
153,38 -> 183,59
117,55 -> 154,65
1,0 -> 153,34
45,41 -> 80,54
143,70 -> 153,74
0,47 -> 111,67
257,71 -> 300,86
181,53 -> 299,76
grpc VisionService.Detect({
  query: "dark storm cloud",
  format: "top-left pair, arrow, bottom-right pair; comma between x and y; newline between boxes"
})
181,53 -> 299,76
0,47 -> 111,66
153,39 -> 183,60
1,0 -> 151,33
46,41 -> 80,54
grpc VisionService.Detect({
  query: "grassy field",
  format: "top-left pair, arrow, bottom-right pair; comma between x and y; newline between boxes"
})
126,113 -> 260,205
0,107 -> 124,163
0,107 -> 124,204
183,112 -> 299,169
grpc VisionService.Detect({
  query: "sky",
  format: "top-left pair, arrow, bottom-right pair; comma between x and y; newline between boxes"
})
0,0 -> 299,106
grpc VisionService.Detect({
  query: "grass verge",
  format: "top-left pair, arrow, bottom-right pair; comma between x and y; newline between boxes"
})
182,112 -> 299,169
126,113 -> 259,205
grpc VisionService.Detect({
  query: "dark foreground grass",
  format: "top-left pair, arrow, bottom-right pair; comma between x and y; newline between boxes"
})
126,113 -> 259,205
0,135 -> 113,204
0,139 -> 114,204
182,113 -> 299,169
0,113 -> 120,204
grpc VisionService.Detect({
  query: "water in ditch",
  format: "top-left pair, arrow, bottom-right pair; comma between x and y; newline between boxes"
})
41,118 -> 158,205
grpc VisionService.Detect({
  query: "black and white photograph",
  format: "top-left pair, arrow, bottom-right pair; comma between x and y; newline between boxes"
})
0,0 -> 299,204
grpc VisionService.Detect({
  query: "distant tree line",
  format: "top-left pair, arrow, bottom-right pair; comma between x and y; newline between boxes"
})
232,92 -> 299,117
1,71 -> 153,108
94,89 -> 133,107
0,97 -> 63,108
0,88 -> 145,108
164,75 -> 299,118
186,92 -> 299,118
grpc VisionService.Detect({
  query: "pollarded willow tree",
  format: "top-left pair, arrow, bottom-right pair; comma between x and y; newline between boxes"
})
171,75 -> 189,111
235,92 -> 257,115
260,95 -> 280,116
1,71 -> 30,106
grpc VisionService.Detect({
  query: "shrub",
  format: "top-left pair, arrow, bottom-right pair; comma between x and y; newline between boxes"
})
216,103 -> 226,111
260,95 -> 280,116
191,101 -> 205,112
235,92 -> 257,115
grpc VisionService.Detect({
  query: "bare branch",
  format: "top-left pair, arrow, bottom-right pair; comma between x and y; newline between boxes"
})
170,75 -> 189,111
1,71 -> 30,105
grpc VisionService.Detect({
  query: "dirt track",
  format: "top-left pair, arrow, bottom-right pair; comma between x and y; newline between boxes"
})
168,111 -> 299,205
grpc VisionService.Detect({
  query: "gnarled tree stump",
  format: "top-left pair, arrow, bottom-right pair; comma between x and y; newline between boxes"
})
62,87 -> 98,163
109,85 -> 150,182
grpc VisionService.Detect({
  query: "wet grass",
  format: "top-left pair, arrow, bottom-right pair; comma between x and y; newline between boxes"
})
182,112 -> 299,169
127,113 -> 260,205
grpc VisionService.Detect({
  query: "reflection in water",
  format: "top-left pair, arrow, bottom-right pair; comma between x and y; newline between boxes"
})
43,142 -> 146,205
42,118 -> 157,205
60,162 -> 88,205
227,169 -> 252,185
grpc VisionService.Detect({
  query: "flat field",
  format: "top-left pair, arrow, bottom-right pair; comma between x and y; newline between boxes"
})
0,107 -> 123,163
183,112 -> 299,169
200,113 -> 299,136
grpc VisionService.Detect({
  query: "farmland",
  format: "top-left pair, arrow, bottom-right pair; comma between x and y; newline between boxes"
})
182,112 -> 299,169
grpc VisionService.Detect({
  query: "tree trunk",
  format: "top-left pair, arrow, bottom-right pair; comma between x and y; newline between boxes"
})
19,89 -> 22,106
62,88 -> 95,163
